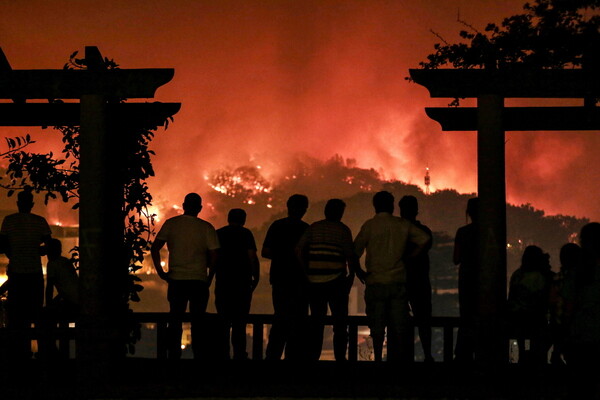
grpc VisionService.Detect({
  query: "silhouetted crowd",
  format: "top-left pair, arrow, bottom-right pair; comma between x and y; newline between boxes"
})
1,188 -> 599,367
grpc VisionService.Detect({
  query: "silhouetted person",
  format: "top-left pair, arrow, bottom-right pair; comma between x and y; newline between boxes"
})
45,238 -> 79,312
399,195 -> 434,363
565,222 -> 600,398
215,208 -> 259,360
507,245 -> 552,365
548,242 -> 581,365
297,199 -> 362,361
151,193 -> 219,360
354,191 -> 430,363
0,189 -> 52,359
263,194 -> 309,361
453,197 -> 479,363
40,238 -> 78,358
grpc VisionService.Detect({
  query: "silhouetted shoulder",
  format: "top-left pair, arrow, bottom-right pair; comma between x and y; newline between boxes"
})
1,212 -> 51,233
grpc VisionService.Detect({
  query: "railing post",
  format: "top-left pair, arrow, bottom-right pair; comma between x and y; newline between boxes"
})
252,322 -> 264,360
348,322 -> 358,361
59,320 -> 71,359
409,320 -> 415,362
157,321 -> 168,359
443,324 -> 454,363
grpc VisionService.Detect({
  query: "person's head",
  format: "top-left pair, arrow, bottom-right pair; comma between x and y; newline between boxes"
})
182,193 -> 202,216
228,208 -> 247,226
560,242 -> 582,271
466,197 -> 479,223
373,191 -> 394,214
580,222 -> 600,259
17,189 -> 34,213
324,199 -> 346,222
47,238 -> 62,260
579,222 -> 600,253
286,194 -> 309,219
399,195 -> 418,220
521,245 -> 547,271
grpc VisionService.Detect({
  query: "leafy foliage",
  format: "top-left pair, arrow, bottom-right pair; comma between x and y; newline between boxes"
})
420,0 -> 600,70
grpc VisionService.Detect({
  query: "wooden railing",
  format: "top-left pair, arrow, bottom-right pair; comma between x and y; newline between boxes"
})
133,313 -> 460,361
0,313 -> 461,362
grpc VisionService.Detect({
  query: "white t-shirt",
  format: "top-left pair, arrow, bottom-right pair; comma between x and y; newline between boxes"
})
156,215 -> 220,281
354,212 -> 430,285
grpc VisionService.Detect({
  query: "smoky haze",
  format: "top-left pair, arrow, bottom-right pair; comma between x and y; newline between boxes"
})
0,0 -> 599,223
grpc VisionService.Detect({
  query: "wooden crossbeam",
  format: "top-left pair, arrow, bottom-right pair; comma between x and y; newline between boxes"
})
0,102 -> 181,127
425,107 -> 600,131
0,48 -> 26,104
0,69 -> 175,99
409,69 -> 600,98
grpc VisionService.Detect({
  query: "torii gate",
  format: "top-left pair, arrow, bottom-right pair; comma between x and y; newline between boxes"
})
0,46 -> 180,365
409,68 -> 600,364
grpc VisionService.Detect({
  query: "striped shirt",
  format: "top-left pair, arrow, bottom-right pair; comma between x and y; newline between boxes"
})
1,212 -> 51,275
297,219 -> 354,283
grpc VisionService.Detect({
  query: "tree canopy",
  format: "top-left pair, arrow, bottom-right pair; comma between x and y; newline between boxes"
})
420,0 -> 600,70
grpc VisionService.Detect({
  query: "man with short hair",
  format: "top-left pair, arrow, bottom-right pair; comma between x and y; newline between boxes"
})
151,193 -> 219,359
297,198 -> 362,361
0,189 -> 52,359
399,195 -> 434,363
262,194 -> 309,360
354,191 -> 430,362
215,208 -> 259,360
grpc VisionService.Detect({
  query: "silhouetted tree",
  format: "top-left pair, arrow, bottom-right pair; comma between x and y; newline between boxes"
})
420,0 -> 600,70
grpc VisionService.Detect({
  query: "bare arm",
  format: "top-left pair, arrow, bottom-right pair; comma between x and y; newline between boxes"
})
150,239 -> 169,281
406,242 -> 427,260
207,249 -> 218,286
39,234 -> 52,256
353,225 -> 368,282
343,229 -> 364,284
45,277 -> 55,306
405,222 -> 431,261
249,249 -> 260,291
295,229 -> 310,278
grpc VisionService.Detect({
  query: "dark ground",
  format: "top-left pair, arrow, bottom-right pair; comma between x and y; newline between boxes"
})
1,359 -> 590,400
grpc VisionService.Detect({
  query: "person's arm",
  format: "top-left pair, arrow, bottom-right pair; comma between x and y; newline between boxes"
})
45,262 -> 55,306
295,229 -> 310,277
45,277 -> 55,306
405,223 -> 431,260
151,239 -> 169,281
0,233 -> 9,257
39,218 -> 53,256
249,249 -> 260,291
353,224 -> 368,283
261,224 -> 275,259
39,234 -> 52,256
343,228 -> 364,284
207,249 -> 218,286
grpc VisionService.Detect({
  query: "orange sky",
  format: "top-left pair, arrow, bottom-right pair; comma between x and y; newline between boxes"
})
1,0 -> 599,223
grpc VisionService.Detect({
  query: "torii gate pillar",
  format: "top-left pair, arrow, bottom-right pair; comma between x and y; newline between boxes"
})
0,46 -> 180,373
410,67 -> 600,365
476,94 -> 507,363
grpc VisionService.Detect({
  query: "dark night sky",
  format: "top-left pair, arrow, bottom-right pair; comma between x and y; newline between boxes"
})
1,0 -> 599,223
